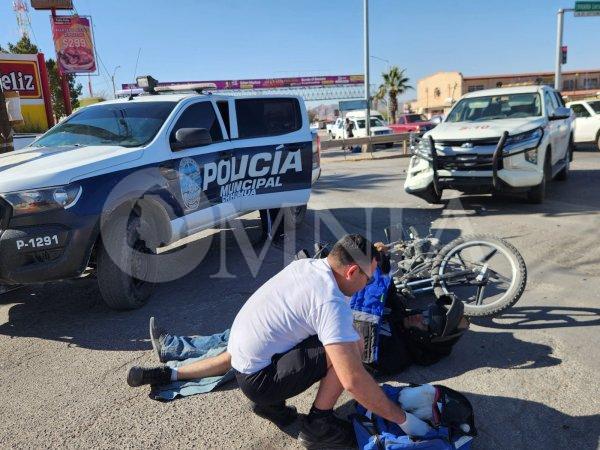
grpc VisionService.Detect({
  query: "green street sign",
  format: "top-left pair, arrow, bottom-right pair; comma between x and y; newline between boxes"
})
574,1 -> 600,16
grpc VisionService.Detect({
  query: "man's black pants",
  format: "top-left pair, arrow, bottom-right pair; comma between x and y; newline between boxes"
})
234,335 -> 328,405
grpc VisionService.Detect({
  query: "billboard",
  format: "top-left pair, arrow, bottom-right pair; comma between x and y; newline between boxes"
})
123,75 -> 365,91
31,0 -> 73,9
51,15 -> 96,74
0,53 -> 53,132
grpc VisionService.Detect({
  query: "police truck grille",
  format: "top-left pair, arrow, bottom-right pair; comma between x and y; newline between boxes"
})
436,154 -> 502,171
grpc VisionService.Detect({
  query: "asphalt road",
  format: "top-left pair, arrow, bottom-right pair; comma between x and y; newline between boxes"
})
1,148 -> 599,449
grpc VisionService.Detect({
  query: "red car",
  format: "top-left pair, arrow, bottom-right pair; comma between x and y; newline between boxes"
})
388,114 -> 436,134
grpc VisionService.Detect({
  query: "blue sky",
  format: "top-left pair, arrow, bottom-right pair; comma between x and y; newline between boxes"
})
1,0 -> 599,103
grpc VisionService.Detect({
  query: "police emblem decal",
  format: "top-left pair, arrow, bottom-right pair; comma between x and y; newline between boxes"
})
179,157 -> 203,211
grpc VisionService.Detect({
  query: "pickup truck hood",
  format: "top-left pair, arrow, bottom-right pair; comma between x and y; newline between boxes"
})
0,144 -> 144,193
426,117 -> 546,140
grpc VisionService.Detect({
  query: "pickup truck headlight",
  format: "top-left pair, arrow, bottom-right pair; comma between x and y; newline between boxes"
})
412,137 -> 434,160
524,148 -> 538,164
505,128 -> 543,152
1,183 -> 82,217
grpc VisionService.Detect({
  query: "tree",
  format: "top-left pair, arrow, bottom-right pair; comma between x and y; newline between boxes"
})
3,36 -> 83,121
375,67 -> 412,124
7,35 -> 39,54
45,58 -> 82,119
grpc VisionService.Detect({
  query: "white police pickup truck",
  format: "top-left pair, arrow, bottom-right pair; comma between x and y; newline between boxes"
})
405,85 -> 574,203
0,85 -> 320,309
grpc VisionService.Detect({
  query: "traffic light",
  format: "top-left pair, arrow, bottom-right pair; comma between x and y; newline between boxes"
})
561,46 -> 568,65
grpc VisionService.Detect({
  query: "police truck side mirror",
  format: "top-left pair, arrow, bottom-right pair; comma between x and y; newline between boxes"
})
549,107 -> 571,121
171,128 -> 212,150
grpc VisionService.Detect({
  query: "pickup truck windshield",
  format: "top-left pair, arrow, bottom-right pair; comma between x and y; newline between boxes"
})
406,114 -> 428,123
33,102 -> 176,148
446,93 -> 542,123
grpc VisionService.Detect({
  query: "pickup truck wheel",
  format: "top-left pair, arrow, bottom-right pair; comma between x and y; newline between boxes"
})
596,131 -> 600,152
97,213 -> 157,310
527,153 -> 550,203
421,185 -> 443,204
283,205 -> 307,229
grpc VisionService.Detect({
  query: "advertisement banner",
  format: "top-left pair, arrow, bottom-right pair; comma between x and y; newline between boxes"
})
0,52 -> 52,131
0,59 -> 42,99
51,15 -> 96,74
123,75 -> 365,91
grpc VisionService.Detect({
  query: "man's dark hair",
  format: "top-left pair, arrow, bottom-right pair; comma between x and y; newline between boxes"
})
329,234 -> 377,269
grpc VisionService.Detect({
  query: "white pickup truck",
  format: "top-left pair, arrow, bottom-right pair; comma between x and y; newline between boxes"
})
0,86 -> 320,310
405,85 -> 574,203
566,99 -> 600,151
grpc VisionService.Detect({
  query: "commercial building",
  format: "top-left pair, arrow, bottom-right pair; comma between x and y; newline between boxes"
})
410,69 -> 600,116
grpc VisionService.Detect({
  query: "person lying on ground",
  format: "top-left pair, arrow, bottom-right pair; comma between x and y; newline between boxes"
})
127,234 -> 431,449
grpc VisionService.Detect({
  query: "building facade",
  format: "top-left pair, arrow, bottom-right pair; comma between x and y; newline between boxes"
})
411,69 -> 600,116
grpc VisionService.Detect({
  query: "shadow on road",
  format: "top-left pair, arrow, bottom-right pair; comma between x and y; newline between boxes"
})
473,306 -> 600,330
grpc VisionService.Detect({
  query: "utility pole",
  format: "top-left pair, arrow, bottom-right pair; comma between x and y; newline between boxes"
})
554,9 -> 571,90
364,0 -> 371,148
111,65 -> 121,98
0,85 -> 15,154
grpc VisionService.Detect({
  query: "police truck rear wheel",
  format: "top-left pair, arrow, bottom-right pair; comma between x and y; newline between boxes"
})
283,205 -> 307,229
97,214 -> 157,310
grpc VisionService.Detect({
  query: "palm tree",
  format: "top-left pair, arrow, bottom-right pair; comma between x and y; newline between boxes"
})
375,67 -> 412,124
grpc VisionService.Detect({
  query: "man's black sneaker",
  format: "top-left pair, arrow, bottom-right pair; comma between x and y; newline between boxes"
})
250,401 -> 298,428
298,412 -> 357,449
127,366 -> 172,387
149,316 -> 166,363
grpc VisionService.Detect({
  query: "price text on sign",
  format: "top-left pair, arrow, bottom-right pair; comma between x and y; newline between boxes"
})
51,15 -> 97,74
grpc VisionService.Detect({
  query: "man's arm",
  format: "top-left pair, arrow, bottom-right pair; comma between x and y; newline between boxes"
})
324,342 -> 406,424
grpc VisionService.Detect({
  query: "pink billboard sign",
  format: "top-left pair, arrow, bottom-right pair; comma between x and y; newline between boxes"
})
51,15 -> 96,74
123,75 -> 364,91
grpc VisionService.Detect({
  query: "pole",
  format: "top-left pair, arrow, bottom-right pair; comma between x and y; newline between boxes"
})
88,74 -> 93,97
52,8 -> 72,116
555,9 -> 565,90
364,0 -> 371,151
111,66 -> 121,99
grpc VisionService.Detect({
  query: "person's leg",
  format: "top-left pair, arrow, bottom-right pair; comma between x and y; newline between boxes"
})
298,339 -> 363,449
127,351 -> 231,387
312,337 -> 362,410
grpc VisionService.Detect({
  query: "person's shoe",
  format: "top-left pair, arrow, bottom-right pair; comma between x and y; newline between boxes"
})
250,401 -> 298,428
298,412 -> 356,449
127,366 -> 172,387
149,316 -> 166,363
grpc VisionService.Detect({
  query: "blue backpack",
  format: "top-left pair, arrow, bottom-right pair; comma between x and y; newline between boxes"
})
351,384 -> 476,450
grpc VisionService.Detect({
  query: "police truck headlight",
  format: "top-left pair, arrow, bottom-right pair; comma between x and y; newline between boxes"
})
1,183 -> 82,216
524,148 -> 538,164
505,128 -> 543,152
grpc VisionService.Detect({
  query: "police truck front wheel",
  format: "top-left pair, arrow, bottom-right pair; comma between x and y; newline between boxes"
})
96,213 -> 158,310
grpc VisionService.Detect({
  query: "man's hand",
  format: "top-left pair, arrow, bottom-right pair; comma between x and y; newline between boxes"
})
399,412 -> 432,437
374,242 -> 388,254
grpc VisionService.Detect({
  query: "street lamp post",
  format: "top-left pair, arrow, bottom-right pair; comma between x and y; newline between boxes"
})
364,0 -> 370,142
111,65 -> 122,98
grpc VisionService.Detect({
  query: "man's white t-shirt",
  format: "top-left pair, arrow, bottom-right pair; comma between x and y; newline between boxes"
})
228,258 -> 359,374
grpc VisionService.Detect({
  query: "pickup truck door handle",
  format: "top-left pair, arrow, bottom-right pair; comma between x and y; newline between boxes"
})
220,151 -> 233,160
159,164 -> 179,181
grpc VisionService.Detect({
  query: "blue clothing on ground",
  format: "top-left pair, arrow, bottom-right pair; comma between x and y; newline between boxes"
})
149,329 -> 235,402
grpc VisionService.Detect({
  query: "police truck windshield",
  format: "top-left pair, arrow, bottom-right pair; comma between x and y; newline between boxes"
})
446,93 -> 542,122
33,102 -> 176,148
